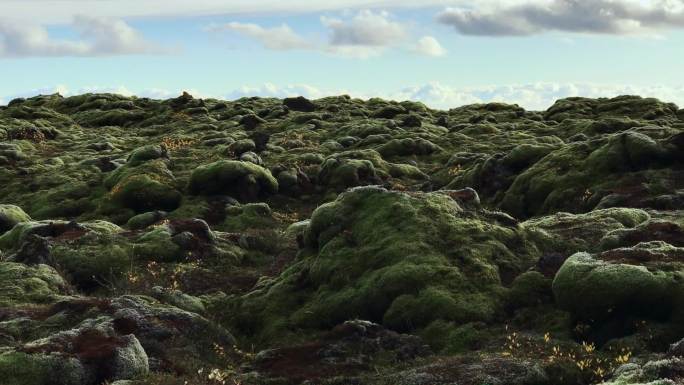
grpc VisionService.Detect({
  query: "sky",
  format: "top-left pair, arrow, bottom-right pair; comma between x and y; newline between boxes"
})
1,0 -> 683,110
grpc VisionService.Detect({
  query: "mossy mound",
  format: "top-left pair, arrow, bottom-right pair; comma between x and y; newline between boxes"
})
188,160 -> 278,201
544,95 -> 679,122
524,207 -> 651,256
0,262 -> 69,307
377,138 -> 441,158
0,204 -> 31,234
0,352 -> 85,385
102,154 -> 182,219
498,130 -> 684,218
318,149 -> 428,190
224,186 -> 537,341
51,234 -> 131,291
553,242 -> 684,327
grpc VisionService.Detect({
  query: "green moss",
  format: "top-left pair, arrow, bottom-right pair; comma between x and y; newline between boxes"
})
221,203 -> 277,232
225,187 -> 536,342
133,225 -> 184,262
500,131 -> 681,218
377,138 -> 440,158
383,287 -> 499,331
228,139 -> 256,155
51,235 -> 131,290
0,352 -> 52,385
166,198 -> 210,221
0,221 -> 50,251
523,208 -> 650,255
0,352 -> 86,385
188,160 -> 278,201
127,211 -> 166,230
552,251 -> 680,321
127,144 -> 168,166
319,157 -> 380,189
104,160 -> 182,214
0,262 -> 68,306
82,220 -> 124,235
421,320 -> 486,354
29,180 -> 95,219
152,286 -> 205,314
507,271 -> 552,309
318,149 -> 427,190
75,108 -> 147,127
0,204 -> 31,234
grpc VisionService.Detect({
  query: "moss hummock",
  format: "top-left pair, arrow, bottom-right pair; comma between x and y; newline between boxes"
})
188,160 -> 278,201
223,186 -> 537,342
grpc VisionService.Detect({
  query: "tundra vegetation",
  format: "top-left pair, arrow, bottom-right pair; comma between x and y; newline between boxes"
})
0,92 -> 683,384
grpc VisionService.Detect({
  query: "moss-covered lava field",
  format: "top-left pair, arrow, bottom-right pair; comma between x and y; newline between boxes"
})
1,92 -> 684,385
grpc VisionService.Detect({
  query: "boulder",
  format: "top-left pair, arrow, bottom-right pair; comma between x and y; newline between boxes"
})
283,96 -> 317,112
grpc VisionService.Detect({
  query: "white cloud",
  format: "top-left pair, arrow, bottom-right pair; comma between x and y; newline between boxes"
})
414,36 -> 447,57
0,1 -> 474,24
320,10 -> 408,57
437,0 -> 684,36
208,10 -> 412,58
391,82 -> 684,110
0,15 -> 163,58
206,22 -> 312,50
321,10 -> 407,46
5,82 -> 682,111
226,83 -> 347,100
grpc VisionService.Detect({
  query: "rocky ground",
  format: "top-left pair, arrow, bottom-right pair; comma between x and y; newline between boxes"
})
0,92 -> 683,385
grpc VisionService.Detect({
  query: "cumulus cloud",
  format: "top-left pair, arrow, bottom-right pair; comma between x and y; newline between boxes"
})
414,36 -> 447,56
0,15 -> 162,58
210,10 -> 412,58
225,83 -> 347,100
320,10 -> 409,57
321,10 -> 407,46
437,0 -> 684,36
205,22 -> 312,50
392,82 -> 684,110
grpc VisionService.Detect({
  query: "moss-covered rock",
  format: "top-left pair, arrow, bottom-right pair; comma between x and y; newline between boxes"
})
524,208 -> 651,256
188,160 -> 278,201
553,242 -> 684,324
507,271 -> 553,309
126,144 -> 168,166
224,186 -> 536,341
0,262 -> 69,307
318,149 -> 427,190
51,235 -> 131,291
221,203 -> 276,232
0,204 -> 31,234
0,352 -> 85,385
499,130 -> 683,218
125,211 -> 167,230
544,95 -> 679,122
377,138 -> 441,158
132,225 -> 184,262
110,174 -> 182,214
103,159 -> 182,216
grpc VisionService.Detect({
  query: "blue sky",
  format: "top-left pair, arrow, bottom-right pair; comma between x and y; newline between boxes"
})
1,0 -> 683,110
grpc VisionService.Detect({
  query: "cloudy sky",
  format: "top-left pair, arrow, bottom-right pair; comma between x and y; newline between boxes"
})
1,0 -> 683,110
